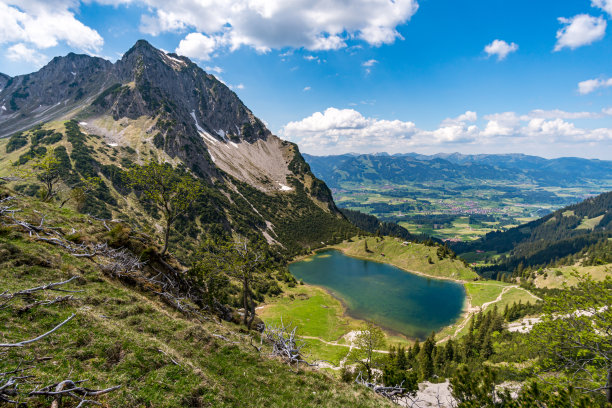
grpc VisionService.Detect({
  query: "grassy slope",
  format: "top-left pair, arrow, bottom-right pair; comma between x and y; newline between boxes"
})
257,284 -> 404,366
258,284 -> 361,342
532,263 -> 612,289
0,193 -> 392,408
464,282 -> 508,307
333,236 -> 478,281
258,284 -> 364,366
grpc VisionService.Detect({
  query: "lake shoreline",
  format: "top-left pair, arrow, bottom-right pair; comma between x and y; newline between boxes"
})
301,280 -> 413,343
289,249 -> 468,341
325,244 -> 472,284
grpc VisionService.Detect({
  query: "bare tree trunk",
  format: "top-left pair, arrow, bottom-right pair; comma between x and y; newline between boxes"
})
242,278 -> 249,327
161,222 -> 170,255
607,366 -> 611,404
246,296 -> 255,330
43,182 -> 53,202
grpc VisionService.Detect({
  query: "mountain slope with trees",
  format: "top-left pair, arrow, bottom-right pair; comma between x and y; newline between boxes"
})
452,191 -> 612,278
0,40 -> 357,257
0,187 -> 392,407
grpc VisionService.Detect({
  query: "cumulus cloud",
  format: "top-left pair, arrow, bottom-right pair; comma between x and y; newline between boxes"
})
280,107 -> 612,155
99,0 -> 418,56
484,40 -> 518,61
6,42 -> 47,65
0,0 -> 103,57
303,86 -> 311,91
481,112 -> 521,136
176,32 -> 218,60
280,107 -> 418,152
578,77 -> 612,94
592,0 -> 612,16
554,14 -> 606,51
441,111 -> 477,126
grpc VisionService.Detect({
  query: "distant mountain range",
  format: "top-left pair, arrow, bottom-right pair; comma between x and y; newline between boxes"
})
303,152 -> 612,188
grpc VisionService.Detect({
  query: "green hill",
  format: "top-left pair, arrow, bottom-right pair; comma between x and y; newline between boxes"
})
452,191 -> 612,278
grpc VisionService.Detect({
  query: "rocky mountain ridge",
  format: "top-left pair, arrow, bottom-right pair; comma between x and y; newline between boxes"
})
0,40 -> 353,255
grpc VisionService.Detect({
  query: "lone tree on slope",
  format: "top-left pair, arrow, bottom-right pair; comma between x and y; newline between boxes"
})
349,321 -> 386,381
126,160 -> 202,255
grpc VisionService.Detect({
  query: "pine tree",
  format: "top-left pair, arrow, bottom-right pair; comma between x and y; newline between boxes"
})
396,346 -> 407,370
418,332 -> 436,380
444,339 -> 455,362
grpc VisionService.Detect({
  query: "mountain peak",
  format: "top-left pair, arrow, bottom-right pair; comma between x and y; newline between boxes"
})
126,39 -> 158,53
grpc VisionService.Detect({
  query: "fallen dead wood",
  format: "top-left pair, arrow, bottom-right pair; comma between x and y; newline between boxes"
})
262,320 -> 317,371
30,380 -> 121,408
0,276 -> 80,309
0,314 -> 75,347
354,372 -> 441,407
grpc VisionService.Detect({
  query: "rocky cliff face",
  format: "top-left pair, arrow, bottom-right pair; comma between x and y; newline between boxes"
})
0,54 -> 114,137
0,40 -> 352,254
0,73 -> 10,92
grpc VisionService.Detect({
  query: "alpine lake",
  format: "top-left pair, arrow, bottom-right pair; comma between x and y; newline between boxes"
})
289,250 -> 466,340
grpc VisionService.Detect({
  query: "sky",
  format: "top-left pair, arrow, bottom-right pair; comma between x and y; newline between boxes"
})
1,0 -> 612,159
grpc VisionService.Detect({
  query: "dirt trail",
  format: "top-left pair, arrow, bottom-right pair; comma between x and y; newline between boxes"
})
440,283 -> 540,342
301,331 -> 389,370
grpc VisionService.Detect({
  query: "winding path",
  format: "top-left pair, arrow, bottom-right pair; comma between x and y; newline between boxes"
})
440,283 -> 540,342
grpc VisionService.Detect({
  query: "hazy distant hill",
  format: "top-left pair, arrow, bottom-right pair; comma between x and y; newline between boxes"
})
302,153 -> 612,188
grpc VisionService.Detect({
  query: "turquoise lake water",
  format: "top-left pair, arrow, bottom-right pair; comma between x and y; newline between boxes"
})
289,250 -> 465,340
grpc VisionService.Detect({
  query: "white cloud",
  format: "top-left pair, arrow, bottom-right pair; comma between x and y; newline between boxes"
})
457,111 -> 477,122
303,55 -> 318,61
310,35 -> 346,51
280,107 -> 418,152
441,110 -> 477,126
578,77 -> 612,94
303,86 -> 311,91
6,42 -> 47,65
281,107 -> 612,155
592,0 -> 612,16
484,40 -> 518,61
205,65 -> 224,74
362,59 -> 378,67
96,0 -> 418,55
527,109 -> 601,119
0,1 -> 103,53
176,32 -> 218,60
481,112 -> 521,136
554,14 -> 606,51
235,83 -> 244,89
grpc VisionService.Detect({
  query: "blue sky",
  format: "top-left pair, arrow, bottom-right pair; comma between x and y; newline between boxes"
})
1,0 -> 612,159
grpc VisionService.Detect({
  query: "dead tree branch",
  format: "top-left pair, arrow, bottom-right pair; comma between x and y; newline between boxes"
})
0,276 -> 80,309
0,314 -> 75,347
354,372 -> 430,406
263,320 -> 316,371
